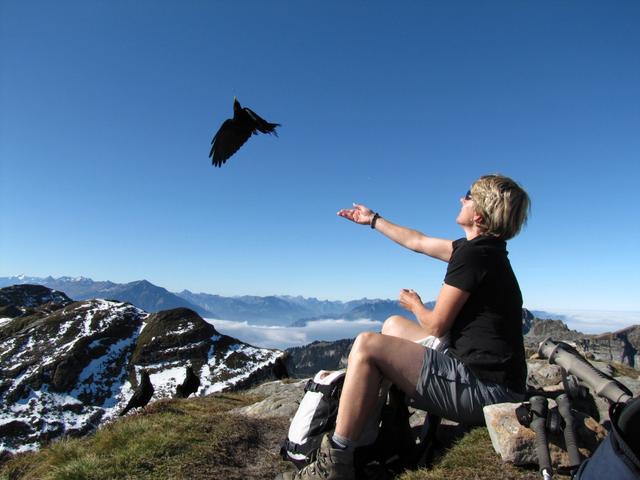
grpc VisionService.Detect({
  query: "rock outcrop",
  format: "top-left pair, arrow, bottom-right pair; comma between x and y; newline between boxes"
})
284,339 -> 352,377
0,285 -> 283,456
524,317 -> 640,368
0,284 -> 72,321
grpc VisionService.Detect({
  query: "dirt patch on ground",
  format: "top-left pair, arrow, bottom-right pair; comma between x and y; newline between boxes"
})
175,414 -> 291,480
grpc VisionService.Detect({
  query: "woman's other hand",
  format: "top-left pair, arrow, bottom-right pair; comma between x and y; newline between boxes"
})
337,203 -> 375,226
398,288 -> 424,315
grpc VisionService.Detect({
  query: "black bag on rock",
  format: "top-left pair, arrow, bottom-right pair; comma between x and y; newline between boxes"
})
575,397 -> 640,480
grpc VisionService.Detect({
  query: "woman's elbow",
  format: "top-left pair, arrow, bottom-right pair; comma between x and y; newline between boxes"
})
429,325 -> 448,338
420,315 -> 452,337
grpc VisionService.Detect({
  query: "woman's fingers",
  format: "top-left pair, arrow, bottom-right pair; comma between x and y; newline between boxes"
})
337,209 -> 356,220
399,289 -> 422,309
337,207 -> 367,223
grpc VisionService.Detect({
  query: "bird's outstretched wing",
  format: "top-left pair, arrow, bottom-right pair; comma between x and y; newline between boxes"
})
209,119 -> 253,167
243,108 -> 280,135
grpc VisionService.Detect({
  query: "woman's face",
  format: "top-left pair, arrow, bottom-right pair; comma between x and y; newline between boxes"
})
456,190 -> 476,228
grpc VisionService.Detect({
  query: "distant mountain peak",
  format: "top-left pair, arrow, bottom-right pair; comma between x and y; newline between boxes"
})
129,279 -> 156,288
0,276 -> 215,317
58,275 -> 92,282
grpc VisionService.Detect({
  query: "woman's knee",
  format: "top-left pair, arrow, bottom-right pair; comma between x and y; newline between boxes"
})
381,315 -> 406,336
350,331 -> 380,362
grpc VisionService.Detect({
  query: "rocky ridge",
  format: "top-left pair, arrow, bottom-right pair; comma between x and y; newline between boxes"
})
522,312 -> 639,368
0,285 -> 282,456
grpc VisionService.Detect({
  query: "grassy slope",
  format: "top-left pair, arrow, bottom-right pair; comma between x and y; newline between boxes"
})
0,392 -> 577,480
0,394 -> 290,480
398,428 -> 569,480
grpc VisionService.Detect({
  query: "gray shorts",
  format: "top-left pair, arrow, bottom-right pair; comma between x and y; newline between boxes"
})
409,347 -> 525,425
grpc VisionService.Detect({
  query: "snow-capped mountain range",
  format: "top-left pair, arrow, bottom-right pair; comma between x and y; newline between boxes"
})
0,275 -> 413,325
0,284 -> 280,456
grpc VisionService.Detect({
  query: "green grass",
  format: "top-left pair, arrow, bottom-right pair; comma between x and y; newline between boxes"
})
0,394 -> 289,480
397,428 -> 569,480
1,396 -> 575,480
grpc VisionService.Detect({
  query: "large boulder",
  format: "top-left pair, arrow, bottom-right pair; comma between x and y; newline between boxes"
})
483,401 -> 607,467
233,379 -> 307,420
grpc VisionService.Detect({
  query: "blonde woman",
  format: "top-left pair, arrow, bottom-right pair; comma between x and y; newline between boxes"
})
277,174 -> 531,480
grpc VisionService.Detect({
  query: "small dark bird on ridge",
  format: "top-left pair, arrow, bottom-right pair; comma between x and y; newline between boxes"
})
175,365 -> 201,398
272,354 -> 289,380
209,97 -> 280,167
119,370 -> 154,416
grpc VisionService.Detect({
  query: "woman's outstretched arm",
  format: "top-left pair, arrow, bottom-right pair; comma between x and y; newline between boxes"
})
337,202 -> 454,262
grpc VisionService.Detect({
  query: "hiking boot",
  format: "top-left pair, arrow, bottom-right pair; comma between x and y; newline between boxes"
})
275,434 -> 355,480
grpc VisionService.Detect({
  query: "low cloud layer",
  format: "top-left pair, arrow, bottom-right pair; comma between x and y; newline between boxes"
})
204,318 -> 383,350
548,309 -> 640,334
206,309 -> 640,350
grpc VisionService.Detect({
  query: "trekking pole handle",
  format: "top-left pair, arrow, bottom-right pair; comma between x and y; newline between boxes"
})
555,394 -> 581,472
530,395 -> 553,479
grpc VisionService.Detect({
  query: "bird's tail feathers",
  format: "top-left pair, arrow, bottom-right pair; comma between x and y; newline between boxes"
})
259,122 -> 280,136
268,122 -> 280,136
244,108 -> 280,135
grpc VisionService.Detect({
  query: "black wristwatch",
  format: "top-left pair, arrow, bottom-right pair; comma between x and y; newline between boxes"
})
370,212 -> 380,229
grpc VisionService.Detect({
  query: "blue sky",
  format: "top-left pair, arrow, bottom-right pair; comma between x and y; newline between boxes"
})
1,1 -> 639,315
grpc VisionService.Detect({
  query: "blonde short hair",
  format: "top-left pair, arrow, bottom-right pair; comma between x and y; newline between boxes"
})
470,174 -> 530,240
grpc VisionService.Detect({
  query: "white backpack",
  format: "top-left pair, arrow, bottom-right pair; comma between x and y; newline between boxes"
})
280,370 -> 346,467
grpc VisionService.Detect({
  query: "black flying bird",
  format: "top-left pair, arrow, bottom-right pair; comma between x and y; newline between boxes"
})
209,97 -> 280,167
119,370 -> 154,416
175,365 -> 201,398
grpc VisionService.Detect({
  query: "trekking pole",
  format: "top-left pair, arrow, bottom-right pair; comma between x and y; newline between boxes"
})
538,338 -> 632,404
555,393 -> 581,477
530,395 -> 553,480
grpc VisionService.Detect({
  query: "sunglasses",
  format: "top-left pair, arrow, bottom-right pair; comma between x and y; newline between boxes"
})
464,190 -> 472,200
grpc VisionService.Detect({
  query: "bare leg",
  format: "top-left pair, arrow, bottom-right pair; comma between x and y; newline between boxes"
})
381,314 -> 432,341
334,332 -> 426,441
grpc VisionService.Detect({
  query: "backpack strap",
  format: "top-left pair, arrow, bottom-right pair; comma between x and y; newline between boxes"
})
304,379 -> 342,399
282,438 -> 307,455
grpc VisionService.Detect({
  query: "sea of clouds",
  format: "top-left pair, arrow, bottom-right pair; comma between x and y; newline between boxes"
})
204,317 -> 383,350
206,310 -> 640,350
535,309 -> 640,334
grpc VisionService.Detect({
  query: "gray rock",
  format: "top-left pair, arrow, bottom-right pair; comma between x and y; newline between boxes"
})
484,401 -> 606,467
527,361 -> 564,388
233,379 -> 307,420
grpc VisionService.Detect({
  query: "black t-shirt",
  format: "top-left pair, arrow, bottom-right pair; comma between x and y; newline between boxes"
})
444,235 -> 527,393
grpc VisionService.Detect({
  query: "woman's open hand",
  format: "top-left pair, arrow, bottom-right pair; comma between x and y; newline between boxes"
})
337,203 -> 375,226
398,288 -> 424,315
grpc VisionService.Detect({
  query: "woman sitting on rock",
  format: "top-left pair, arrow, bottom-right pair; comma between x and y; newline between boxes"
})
277,173 -> 531,480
